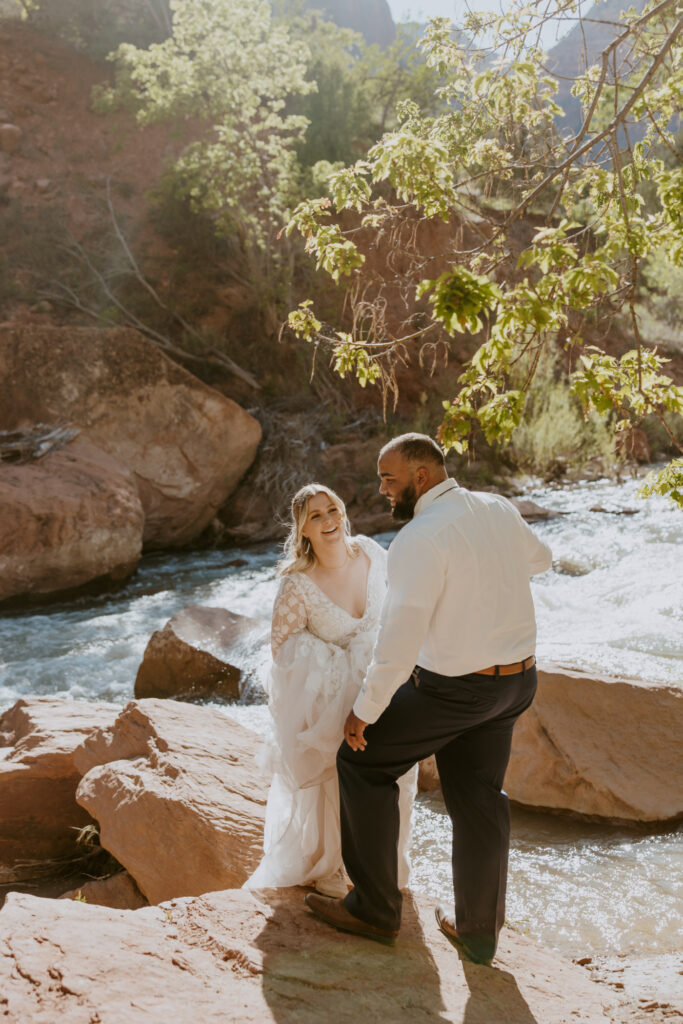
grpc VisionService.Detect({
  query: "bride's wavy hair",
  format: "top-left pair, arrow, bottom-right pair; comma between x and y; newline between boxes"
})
279,483 -> 359,576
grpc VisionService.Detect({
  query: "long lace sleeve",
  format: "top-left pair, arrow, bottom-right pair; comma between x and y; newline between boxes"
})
265,571 -> 377,791
271,576 -> 307,659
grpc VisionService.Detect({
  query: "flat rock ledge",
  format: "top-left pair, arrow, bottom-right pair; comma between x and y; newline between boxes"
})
419,665 -> 683,824
0,887 -> 622,1024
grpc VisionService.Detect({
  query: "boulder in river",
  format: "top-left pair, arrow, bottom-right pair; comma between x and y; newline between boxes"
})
0,698 -> 120,869
134,605 -> 267,701
419,665 -> 683,823
0,437 -> 144,604
508,498 -> 562,521
0,324 -> 262,549
0,887 -> 621,1023
74,699 -> 268,903
506,665 -> 683,822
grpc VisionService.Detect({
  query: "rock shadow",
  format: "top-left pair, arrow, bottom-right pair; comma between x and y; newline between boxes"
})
253,887 -> 451,1023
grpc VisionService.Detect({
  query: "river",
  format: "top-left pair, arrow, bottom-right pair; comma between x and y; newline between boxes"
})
1,474 -> 681,974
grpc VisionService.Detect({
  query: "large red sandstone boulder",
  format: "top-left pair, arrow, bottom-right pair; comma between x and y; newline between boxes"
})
74,699 -> 268,903
0,324 -> 262,548
0,888 -> 621,1024
134,605 -> 267,701
0,698 -> 120,868
419,666 -> 683,823
0,437 -> 143,603
506,666 -> 683,822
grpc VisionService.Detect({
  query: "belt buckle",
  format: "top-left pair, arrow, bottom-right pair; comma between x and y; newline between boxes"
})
411,667 -> 421,688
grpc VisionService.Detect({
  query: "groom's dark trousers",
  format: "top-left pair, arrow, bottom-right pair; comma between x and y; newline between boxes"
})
337,662 -> 537,958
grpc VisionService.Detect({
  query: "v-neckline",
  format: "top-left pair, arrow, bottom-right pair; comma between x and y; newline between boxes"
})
302,549 -> 372,621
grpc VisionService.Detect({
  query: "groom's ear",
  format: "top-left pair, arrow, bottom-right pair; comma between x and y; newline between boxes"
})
415,465 -> 429,488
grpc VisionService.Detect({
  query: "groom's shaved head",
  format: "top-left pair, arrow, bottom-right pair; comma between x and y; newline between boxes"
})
380,433 -> 446,470
378,434 -> 447,520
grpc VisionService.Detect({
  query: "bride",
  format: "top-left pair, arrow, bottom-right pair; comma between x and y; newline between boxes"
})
246,483 -> 416,898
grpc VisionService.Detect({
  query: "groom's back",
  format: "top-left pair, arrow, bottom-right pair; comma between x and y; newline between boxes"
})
400,485 -> 552,677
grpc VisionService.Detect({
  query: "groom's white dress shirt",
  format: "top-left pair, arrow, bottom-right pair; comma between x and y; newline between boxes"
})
353,478 -> 553,725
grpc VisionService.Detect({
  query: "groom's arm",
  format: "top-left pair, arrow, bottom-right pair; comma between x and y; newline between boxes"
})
352,529 -> 445,727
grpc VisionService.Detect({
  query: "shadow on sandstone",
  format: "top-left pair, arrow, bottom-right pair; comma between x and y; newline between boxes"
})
461,957 -> 539,1024
254,889 -> 452,1023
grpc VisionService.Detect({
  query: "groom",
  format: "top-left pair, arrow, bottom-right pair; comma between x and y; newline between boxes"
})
305,432 -> 552,964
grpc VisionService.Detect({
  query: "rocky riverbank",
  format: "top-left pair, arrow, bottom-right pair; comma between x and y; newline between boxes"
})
1,886 -> 626,1024
1,695 -> 669,1024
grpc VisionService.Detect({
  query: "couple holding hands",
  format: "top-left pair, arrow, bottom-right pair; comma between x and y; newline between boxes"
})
247,432 -> 552,966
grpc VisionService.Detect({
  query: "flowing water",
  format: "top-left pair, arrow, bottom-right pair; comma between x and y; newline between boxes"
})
1,475 -> 681,966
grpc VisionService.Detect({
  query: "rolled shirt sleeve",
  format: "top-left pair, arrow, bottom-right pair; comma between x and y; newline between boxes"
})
353,529 -> 446,724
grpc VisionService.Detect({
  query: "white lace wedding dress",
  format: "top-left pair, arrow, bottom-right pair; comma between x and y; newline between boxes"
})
246,534 -> 416,892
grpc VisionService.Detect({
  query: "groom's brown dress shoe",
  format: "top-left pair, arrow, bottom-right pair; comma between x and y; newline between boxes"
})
435,906 -> 494,966
304,893 -> 398,947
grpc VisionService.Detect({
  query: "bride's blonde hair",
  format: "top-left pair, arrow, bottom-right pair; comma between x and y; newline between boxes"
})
279,483 -> 359,576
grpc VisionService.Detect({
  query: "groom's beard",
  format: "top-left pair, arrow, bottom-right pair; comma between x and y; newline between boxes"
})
391,482 -> 418,521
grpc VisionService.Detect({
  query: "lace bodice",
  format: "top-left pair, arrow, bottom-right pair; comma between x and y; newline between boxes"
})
271,535 -> 388,658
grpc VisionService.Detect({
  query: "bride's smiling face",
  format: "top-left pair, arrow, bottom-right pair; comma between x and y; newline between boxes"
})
301,493 -> 345,553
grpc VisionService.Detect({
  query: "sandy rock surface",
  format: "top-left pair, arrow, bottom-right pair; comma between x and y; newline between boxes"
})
0,887 -> 622,1024
74,699 -> 268,903
419,666 -> 683,823
135,605 -> 267,701
0,437 -> 143,603
586,952 -> 683,1022
0,698 -> 120,868
0,324 -> 262,548
0,122 -> 21,154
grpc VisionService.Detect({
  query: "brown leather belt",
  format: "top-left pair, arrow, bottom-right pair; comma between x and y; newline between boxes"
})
474,655 -> 536,677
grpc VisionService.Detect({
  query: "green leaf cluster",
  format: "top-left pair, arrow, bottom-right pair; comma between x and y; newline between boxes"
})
333,336 -> 382,388
638,458 -> 683,505
416,267 -> 501,335
571,348 -> 683,423
287,299 -> 320,341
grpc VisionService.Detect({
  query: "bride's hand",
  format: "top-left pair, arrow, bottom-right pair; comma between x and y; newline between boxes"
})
344,710 -> 368,752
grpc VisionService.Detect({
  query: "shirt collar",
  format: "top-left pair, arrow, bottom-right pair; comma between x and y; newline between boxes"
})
414,477 -> 458,518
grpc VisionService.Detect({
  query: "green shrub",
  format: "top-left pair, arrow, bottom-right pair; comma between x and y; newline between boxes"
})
509,353 -> 615,479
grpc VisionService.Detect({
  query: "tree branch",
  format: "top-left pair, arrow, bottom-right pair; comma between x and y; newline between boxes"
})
502,7 -> 683,232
